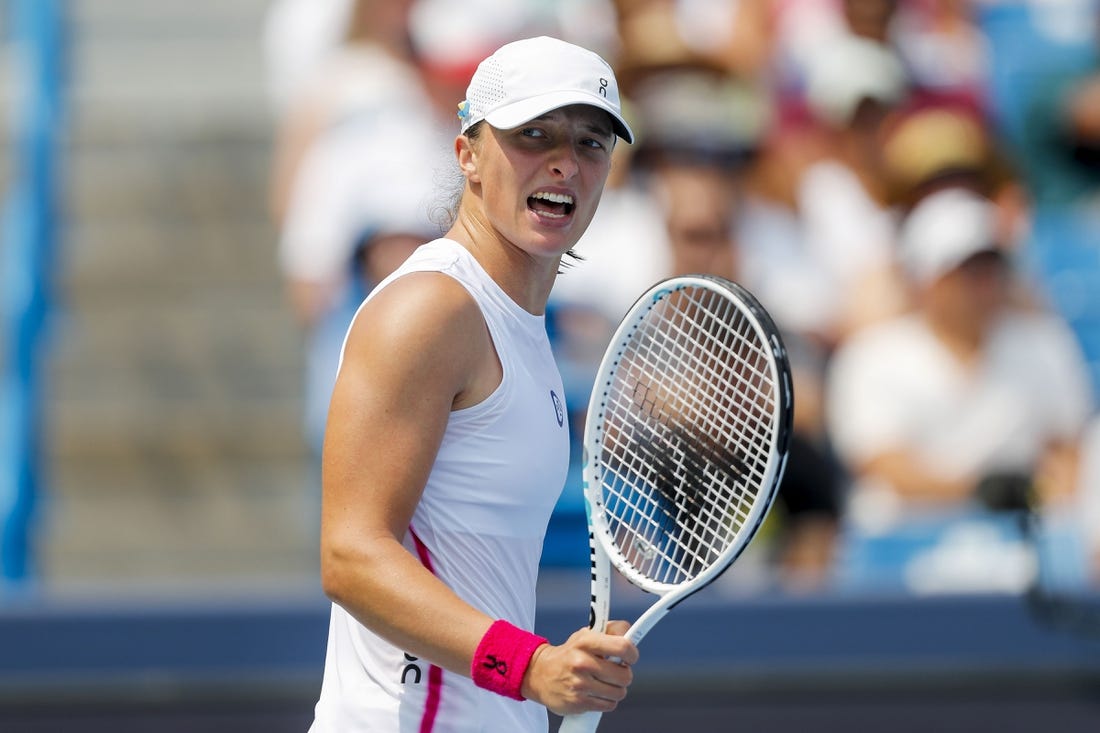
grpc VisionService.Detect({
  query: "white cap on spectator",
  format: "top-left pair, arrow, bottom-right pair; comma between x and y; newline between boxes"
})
899,187 -> 1002,285
409,0 -> 537,85
458,36 -> 634,143
805,34 -> 907,127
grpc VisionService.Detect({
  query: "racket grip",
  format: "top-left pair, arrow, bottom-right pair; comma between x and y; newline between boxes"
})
558,710 -> 603,733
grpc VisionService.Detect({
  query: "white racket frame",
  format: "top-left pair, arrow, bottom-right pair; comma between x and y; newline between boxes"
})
562,275 -> 792,733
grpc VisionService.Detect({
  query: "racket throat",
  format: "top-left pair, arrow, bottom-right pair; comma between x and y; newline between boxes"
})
625,602 -> 670,647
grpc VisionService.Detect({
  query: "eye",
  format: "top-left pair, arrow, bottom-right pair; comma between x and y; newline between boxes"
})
520,127 -> 547,139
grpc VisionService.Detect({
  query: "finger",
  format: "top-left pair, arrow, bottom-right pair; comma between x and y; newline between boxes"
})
565,627 -> 639,667
604,620 -> 630,636
597,635 -> 639,666
584,673 -> 631,704
593,657 -> 634,689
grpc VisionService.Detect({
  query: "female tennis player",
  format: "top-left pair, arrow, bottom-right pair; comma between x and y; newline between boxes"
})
309,37 -> 639,732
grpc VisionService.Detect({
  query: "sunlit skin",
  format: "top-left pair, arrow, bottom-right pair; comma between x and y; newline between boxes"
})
449,104 -> 616,314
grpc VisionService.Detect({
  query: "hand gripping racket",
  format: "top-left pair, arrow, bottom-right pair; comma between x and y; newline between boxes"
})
559,275 -> 793,733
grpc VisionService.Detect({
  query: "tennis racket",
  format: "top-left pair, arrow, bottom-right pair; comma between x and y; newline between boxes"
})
559,274 -> 793,733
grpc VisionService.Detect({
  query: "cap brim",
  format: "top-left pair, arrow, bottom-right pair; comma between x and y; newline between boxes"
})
483,89 -> 634,144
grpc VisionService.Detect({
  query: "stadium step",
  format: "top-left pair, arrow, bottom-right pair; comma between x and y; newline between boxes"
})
36,0 -> 317,586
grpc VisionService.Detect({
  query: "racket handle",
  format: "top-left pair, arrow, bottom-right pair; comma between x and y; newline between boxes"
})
558,710 -> 603,733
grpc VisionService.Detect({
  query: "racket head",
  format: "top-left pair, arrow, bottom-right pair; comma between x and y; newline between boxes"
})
581,274 -> 793,598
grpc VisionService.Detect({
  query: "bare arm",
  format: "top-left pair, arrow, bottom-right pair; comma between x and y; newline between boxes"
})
320,272 -> 493,671
861,440 -> 1082,508
319,272 -> 637,713
858,450 -> 974,504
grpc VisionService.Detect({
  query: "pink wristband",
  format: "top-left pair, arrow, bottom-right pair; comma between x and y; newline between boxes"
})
471,619 -> 548,701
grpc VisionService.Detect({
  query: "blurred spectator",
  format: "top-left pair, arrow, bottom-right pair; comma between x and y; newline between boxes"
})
839,0 -> 895,43
892,0 -> 992,109
826,186 -> 1095,589
610,0 -> 776,85
261,0 -> 353,115
268,0 -> 421,227
766,0 -> 849,104
880,101 -> 1004,206
757,26 -> 911,348
878,99 -> 1032,252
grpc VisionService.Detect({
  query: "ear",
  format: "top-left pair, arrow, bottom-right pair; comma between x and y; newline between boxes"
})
455,135 -> 481,184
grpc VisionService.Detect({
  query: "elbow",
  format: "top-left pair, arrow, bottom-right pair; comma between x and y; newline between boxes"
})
319,538 -> 359,607
318,530 -> 395,608
319,562 -> 340,605
319,525 -> 409,611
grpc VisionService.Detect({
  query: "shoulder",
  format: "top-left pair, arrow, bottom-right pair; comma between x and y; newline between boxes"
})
1000,308 -> 1074,339
826,316 -> 938,398
351,271 -> 484,354
832,315 -> 926,363
995,309 -> 1089,368
334,269 -> 495,407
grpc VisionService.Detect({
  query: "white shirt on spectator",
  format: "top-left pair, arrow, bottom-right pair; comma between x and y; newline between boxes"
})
827,310 -> 1094,499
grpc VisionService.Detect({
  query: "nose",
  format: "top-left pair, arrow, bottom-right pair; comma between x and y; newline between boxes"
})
549,143 -> 580,179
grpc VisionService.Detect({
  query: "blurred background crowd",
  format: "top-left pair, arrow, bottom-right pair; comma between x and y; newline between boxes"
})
264,0 -> 1100,598
5,0 -> 1100,601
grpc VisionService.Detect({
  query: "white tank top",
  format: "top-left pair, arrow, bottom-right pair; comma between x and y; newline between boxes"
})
310,239 -> 570,733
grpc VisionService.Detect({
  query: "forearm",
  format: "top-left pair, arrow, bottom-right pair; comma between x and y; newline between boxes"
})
860,451 -> 973,504
320,533 -> 493,676
320,534 -> 637,714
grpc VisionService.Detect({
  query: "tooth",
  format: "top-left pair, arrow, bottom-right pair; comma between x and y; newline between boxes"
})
533,192 -> 573,204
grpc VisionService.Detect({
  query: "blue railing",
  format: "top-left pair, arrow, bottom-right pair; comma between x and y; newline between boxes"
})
1,0 -> 65,585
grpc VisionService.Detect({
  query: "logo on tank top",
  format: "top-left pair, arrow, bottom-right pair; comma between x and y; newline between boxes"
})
550,389 -> 564,427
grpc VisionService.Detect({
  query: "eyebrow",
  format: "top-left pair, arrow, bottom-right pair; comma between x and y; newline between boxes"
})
531,111 -> 614,138
583,121 -> 614,138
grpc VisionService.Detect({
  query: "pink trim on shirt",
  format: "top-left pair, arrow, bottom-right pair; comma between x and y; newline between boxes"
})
411,527 -> 444,733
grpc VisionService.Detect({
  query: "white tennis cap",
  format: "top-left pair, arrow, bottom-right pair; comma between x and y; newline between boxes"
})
899,187 -> 1003,285
458,36 -> 634,144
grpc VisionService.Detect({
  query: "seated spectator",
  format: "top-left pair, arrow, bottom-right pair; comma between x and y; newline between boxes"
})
877,99 -> 1032,300
268,0 -> 424,227
610,0 -> 774,84
891,0 -> 992,111
878,101 -> 1015,210
826,186 -> 1095,591
261,0 -> 353,116
753,26 -> 912,350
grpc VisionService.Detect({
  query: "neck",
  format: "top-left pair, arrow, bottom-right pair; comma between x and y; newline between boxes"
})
446,209 -> 560,316
924,309 -> 985,365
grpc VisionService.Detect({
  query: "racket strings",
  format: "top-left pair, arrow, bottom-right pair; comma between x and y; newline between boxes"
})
638,290 -> 775,487
597,286 -> 778,585
653,298 -> 774,451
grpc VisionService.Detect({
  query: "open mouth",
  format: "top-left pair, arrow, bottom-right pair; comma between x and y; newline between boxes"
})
528,191 -> 575,220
